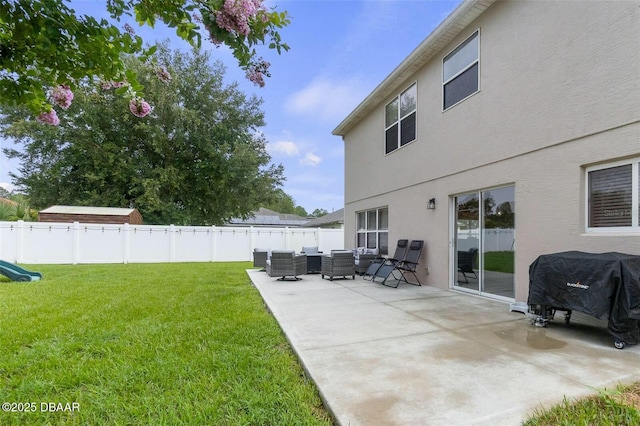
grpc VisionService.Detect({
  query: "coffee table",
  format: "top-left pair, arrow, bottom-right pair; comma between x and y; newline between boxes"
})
305,253 -> 324,274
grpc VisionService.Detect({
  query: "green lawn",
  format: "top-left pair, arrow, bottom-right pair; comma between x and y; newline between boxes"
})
523,382 -> 640,425
0,262 -> 333,425
483,250 -> 514,274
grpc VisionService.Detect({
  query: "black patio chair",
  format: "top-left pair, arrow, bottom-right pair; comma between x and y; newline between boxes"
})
457,248 -> 478,283
362,239 -> 409,281
371,240 -> 424,288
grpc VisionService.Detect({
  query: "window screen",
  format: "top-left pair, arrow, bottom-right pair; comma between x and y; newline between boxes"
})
443,31 -> 479,110
589,164 -> 633,227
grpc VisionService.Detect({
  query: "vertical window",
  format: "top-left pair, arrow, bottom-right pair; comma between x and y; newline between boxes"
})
356,207 -> 389,254
587,159 -> 640,231
356,211 -> 366,247
443,31 -> 479,110
385,83 -> 417,154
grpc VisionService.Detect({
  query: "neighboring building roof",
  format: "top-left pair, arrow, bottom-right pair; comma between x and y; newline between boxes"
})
332,0 -> 495,136
38,205 -> 144,225
302,209 -> 344,227
39,205 -> 138,216
228,208 -> 310,227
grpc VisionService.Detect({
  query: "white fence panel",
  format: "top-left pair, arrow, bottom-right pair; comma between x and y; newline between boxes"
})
78,224 -> 126,264
252,228 -> 286,251
0,223 -> 19,262
128,225 -> 172,263
215,227 -> 252,261
318,229 -> 346,253
457,228 -> 515,252
25,222 -> 75,263
0,221 -> 345,264
483,229 -> 515,252
288,228 -> 319,253
173,226 -> 214,262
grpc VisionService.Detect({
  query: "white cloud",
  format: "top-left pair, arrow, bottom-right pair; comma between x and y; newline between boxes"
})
300,152 -> 322,167
269,140 -> 299,157
285,77 -> 369,123
0,182 -> 15,193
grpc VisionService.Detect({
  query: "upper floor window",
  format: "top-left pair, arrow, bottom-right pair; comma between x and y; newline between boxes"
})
385,83 -> 416,154
587,158 -> 640,232
443,30 -> 479,110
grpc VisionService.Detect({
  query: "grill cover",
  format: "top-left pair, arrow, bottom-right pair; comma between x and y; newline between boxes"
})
528,251 -> 640,345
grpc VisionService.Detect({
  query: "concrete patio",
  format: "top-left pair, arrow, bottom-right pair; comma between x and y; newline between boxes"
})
247,269 -> 640,425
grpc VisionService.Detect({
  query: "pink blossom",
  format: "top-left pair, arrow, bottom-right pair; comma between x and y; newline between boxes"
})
246,59 -> 270,87
36,110 -> 60,126
129,98 -> 152,118
156,66 -> 172,84
49,85 -> 74,109
215,0 -> 264,36
246,69 -> 265,87
258,10 -> 269,23
101,81 -> 128,90
124,23 -> 135,35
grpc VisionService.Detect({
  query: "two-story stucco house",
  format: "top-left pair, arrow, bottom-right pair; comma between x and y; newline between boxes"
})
333,0 -> 640,304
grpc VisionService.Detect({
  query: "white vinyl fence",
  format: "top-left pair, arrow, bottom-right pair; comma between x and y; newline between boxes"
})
0,221 -> 345,265
456,228 -> 515,252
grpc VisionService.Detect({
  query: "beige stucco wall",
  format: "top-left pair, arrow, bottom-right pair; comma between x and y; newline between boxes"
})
342,0 -> 640,301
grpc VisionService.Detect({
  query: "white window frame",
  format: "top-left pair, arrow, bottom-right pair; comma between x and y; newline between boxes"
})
356,207 -> 389,254
442,30 -> 480,111
585,157 -> 640,233
384,82 -> 417,155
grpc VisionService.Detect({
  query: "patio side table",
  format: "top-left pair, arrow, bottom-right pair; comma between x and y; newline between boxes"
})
306,253 -> 323,274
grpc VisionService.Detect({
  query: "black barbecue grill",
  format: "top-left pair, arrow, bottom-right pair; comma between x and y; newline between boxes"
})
528,251 -> 640,349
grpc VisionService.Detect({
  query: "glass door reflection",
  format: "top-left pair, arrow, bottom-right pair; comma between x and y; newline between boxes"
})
455,193 -> 480,292
454,186 -> 515,299
481,187 -> 515,299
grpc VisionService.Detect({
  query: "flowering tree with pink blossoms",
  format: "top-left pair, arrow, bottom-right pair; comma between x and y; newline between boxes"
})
0,0 -> 289,124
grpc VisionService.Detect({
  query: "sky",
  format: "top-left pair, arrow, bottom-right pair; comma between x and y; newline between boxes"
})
0,0 -> 463,215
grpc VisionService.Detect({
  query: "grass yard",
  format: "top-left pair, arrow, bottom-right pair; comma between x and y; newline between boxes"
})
523,382 -> 640,425
0,262 -> 333,425
483,250 -> 514,274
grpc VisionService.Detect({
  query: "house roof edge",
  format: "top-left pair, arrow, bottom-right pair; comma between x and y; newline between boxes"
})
332,0 -> 495,137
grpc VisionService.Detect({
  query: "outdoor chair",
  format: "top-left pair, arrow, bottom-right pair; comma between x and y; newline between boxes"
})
266,251 -> 307,281
363,239 -> 409,281
353,247 -> 379,275
369,240 -> 424,288
301,246 -> 321,254
253,248 -> 270,271
321,250 -> 355,281
457,248 -> 478,283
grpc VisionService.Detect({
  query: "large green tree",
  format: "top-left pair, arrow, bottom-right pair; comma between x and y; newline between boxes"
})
0,0 -> 289,120
262,189 -> 307,217
0,44 -> 284,225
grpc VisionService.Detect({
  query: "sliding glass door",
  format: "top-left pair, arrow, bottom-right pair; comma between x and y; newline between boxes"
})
454,186 -> 515,299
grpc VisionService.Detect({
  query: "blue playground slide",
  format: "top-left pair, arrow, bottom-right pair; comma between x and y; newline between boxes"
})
0,260 -> 42,282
